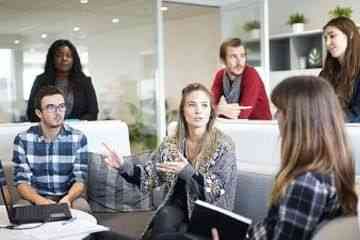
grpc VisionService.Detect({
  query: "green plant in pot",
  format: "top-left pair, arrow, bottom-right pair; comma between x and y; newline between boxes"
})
127,102 -> 158,153
288,13 -> 306,33
329,6 -> 352,18
243,20 -> 260,39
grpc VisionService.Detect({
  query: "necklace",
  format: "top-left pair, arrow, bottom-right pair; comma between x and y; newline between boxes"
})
186,139 -> 200,161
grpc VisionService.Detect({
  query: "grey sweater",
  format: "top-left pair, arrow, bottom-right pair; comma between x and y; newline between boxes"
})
119,128 -> 237,239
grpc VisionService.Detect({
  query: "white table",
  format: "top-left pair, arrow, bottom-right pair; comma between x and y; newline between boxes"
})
0,206 -> 98,240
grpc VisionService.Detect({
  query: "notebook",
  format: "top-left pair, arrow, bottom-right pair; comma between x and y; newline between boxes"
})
187,200 -> 252,240
0,180 -> 72,225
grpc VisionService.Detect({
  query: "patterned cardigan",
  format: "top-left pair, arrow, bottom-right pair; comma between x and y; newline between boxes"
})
119,128 -> 237,239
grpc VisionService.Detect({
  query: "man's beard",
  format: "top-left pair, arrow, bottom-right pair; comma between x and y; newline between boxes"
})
228,65 -> 244,76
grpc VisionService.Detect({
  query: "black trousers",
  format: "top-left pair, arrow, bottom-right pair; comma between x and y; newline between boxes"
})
84,204 -> 188,240
150,204 -> 210,240
84,231 -> 134,240
154,233 -> 209,240
84,231 -> 208,240
151,204 -> 188,239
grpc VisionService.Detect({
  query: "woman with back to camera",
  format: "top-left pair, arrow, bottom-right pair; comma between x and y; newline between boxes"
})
90,83 -> 237,240
211,76 -> 358,240
163,76 -> 358,240
320,16 -> 360,122
27,39 -> 98,122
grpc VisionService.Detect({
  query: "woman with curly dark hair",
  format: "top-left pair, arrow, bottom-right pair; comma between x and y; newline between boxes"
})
26,39 -> 98,121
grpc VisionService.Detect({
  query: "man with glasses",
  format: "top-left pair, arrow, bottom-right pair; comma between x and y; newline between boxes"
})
12,86 -> 89,211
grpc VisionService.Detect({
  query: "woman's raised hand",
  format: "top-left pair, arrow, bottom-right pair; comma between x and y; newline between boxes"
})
102,143 -> 124,169
156,151 -> 189,174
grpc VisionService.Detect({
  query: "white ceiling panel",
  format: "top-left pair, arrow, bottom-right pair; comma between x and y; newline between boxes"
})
0,0 -> 218,48
164,0 -> 241,6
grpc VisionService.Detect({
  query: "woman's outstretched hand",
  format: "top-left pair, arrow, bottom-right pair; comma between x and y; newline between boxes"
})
102,143 -> 124,169
156,151 -> 189,174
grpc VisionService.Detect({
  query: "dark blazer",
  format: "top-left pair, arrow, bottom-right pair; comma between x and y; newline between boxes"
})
26,73 -> 99,122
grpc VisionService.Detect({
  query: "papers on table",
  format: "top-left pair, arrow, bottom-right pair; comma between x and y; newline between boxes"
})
20,219 -> 109,240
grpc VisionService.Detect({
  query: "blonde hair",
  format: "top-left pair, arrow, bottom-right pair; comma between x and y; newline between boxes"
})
176,83 -> 217,168
270,76 -> 357,214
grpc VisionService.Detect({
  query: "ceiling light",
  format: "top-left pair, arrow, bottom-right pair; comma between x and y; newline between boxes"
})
160,6 -> 168,11
112,18 -> 119,24
41,33 -> 47,39
80,0 -> 88,4
14,40 -> 20,44
73,26 -> 80,32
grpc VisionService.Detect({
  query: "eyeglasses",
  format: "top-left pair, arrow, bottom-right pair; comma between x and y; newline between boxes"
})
42,103 -> 66,113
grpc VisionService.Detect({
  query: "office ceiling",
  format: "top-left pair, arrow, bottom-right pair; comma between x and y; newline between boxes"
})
165,0 -> 240,6
0,0 -> 218,46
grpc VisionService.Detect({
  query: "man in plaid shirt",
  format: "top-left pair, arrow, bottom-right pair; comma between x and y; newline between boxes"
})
12,86 -> 89,210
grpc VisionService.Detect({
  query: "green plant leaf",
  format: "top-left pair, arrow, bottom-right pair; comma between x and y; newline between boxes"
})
329,5 -> 352,18
287,13 -> 306,25
243,20 -> 260,32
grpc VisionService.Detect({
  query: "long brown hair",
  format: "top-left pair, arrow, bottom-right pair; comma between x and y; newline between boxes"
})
270,76 -> 357,214
176,83 -> 217,168
320,17 -> 360,108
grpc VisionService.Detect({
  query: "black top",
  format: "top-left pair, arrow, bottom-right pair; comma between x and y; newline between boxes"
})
0,160 -> 5,186
320,71 -> 360,123
26,73 -> 99,122
347,75 -> 360,122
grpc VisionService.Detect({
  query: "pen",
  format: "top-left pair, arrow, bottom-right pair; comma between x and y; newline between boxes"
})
62,217 -> 77,225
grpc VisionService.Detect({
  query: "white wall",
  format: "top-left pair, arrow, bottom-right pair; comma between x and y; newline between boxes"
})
164,11 -> 221,110
88,9 -> 222,118
86,24 -> 157,123
221,0 -> 262,40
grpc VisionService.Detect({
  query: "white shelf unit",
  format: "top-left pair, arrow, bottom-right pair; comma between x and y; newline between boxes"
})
270,29 -> 323,71
245,39 -> 261,67
244,29 -> 324,91
245,30 -> 324,70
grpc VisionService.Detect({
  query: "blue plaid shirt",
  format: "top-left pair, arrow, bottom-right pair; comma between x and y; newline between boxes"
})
248,172 -> 343,240
0,160 -> 5,186
12,124 -> 88,196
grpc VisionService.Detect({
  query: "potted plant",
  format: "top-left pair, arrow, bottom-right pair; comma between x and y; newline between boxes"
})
127,102 -> 158,153
288,13 -> 306,33
329,6 -> 352,18
243,20 -> 260,39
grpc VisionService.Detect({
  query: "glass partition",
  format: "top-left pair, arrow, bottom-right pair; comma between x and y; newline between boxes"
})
221,1 -> 264,77
162,2 -> 221,123
0,0 -> 161,153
